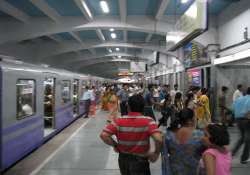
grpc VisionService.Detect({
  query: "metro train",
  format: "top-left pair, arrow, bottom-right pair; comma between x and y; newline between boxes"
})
0,57 -> 104,171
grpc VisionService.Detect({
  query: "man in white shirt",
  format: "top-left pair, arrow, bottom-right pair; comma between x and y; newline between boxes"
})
233,84 -> 243,102
81,86 -> 91,118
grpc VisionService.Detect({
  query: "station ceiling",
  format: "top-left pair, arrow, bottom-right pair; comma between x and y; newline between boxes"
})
0,0 -> 234,78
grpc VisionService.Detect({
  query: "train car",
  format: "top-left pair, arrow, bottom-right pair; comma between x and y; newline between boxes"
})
0,58 -> 100,171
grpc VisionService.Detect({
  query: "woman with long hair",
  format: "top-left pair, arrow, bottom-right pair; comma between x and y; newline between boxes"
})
107,89 -> 119,121
164,108 -> 205,175
196,88 -> 211,129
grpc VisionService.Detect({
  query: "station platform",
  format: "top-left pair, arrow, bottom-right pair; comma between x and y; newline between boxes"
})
3,110 -> 250,175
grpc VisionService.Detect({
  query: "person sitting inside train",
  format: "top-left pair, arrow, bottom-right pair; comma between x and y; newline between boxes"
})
21,96 -> 33,116
44,85 -> 53,116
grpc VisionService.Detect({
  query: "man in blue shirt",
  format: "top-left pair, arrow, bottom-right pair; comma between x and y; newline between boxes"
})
232,87 -> 250,164
159,84 -> 170,101
117,84 -> 128,116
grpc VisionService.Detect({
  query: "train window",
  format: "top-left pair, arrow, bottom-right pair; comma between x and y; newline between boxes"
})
61,80 -> 71,105
16,79 -> 36,119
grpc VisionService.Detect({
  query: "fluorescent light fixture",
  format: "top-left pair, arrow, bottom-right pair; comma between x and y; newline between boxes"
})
109,28 -> 114,32
116,48 -> 120,51
118,55 -> 122,58
41,64 -> 49,68
214,48 -> 250,65
234,48 -> 250,60
111,33 -> 117,39
214,55 -> 234,65
100,0 -> 109,13
108,49 -> 112,53
181,0 -> 189,4
81,0 -> 93,19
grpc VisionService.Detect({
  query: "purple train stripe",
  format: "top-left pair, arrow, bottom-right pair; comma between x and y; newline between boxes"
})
1,101 -> 82,170
55,103 -> 73,112
2,115 -> 42,135
2,120 -> 43,143
2,105 -> 73,137
56,107 -> 74,130
2,125 -> 43,169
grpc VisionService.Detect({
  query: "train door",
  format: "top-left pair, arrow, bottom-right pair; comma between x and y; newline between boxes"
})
73,79 -> 79,117
43,77 -> 56,136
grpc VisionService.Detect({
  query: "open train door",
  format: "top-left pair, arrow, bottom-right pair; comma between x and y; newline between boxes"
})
43,77 -> 56,137
73,79 -> 80,117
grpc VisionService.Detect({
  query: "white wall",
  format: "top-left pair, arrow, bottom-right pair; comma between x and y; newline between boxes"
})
218,0 -> 250,49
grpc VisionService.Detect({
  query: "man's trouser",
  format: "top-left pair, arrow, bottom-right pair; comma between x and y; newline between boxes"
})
120,101 -> 128,116
84,99 -> 91,117
232,119 -> 250,161
118,153 -> 151,175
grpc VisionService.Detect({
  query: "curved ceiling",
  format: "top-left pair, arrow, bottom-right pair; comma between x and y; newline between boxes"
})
0,0 -> 234,78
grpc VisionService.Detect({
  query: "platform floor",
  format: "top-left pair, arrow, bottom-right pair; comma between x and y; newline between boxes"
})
4,110 -> 250,175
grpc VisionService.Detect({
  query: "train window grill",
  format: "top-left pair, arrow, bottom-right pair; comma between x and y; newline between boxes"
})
16,79 -> 36,119
61,80 -> 71,105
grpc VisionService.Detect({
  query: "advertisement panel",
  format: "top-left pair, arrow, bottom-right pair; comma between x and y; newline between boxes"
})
187,69 -> 201,87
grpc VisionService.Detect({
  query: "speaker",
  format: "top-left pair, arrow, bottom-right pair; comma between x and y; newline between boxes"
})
145,64 -> 148,72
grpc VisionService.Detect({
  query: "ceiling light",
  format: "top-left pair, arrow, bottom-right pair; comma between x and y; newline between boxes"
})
118,55 -> 122,58
181,0 -> 189,4
81,0 -> 93,19
108,49 -> 112,53
109,28 -> 114,32
111,33 -> 117,39
100,1 -> 109,13
116,48 -> 120,51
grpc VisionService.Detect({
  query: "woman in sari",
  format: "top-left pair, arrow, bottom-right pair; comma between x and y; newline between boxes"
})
196,88 -> 211,129
107,89 -> 119,122
101,87 -> 110,111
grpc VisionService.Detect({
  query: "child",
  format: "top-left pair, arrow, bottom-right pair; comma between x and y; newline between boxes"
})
200,124 -> 232,175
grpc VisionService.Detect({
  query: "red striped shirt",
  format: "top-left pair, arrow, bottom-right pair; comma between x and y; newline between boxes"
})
103,112 -> 160,155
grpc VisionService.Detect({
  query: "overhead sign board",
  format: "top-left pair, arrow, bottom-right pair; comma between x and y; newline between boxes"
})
167,0 -> 208,51
130,62 -> 146,72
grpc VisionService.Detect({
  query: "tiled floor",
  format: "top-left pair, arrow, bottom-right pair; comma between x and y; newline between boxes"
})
4,111 -> 250,175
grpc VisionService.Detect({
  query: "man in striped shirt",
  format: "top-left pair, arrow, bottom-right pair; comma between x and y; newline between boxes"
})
100,94 -> 162,175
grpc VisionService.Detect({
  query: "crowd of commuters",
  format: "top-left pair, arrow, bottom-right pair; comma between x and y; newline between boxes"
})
96,83 -> 250,175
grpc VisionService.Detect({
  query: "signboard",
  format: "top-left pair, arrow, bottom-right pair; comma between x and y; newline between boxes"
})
118,71 -> 133,76
167,0 -> 208,51
183,42 -> 209,68
187,69 -> 201,87
130,62 -> 146,72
